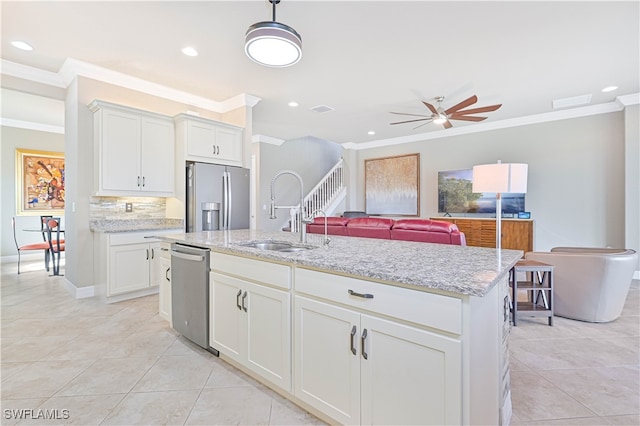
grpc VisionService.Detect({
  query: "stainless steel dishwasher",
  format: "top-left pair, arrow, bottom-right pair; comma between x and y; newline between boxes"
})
170,243 -> 216,354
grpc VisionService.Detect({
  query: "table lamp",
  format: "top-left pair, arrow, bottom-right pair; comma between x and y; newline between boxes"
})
472,161 -> 528,250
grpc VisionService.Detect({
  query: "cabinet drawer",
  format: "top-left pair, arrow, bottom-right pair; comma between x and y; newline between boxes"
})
212,252 -> 291,290
294,268 -> 461,335
159,242 -> 171,260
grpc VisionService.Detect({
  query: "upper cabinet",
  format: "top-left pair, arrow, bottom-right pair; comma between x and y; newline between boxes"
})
89,100 -> 175,196
174,114 -> 244,167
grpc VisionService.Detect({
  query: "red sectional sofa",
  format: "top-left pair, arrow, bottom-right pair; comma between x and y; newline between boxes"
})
307,217 -> 466,246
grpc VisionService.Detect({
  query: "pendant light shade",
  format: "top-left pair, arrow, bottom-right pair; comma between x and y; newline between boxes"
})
245,0 -> 302,67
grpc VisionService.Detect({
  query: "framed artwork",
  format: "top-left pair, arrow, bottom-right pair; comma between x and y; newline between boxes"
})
16,149 -> 65,216
365,153 -> 420,216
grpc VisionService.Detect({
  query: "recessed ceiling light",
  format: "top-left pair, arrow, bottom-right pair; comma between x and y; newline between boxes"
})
368,131 -> 375,135
288,101 -> 299,107
11,40 -> 33,51
602,86 -> 618,93
181,46 -> 198,57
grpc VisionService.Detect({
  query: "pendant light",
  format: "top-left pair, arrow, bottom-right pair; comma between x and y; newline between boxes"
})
245,0 -> 302,67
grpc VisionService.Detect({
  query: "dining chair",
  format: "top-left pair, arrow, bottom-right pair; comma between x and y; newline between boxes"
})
40,215 -> 53,271
44,217 -> 65,276
12,217 -> 51,274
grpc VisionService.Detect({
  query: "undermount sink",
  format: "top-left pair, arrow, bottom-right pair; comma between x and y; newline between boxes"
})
239,240 -> 316,252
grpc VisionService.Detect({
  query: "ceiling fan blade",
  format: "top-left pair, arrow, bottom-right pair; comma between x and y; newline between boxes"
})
442,120 -> 453,129
444,95 -> 478,114
390,118 -> 432,125
449,115 -> 487,122
413,121 -> 432,130
452,104 -> 502,115
390,112 -> 431,117
422,101 -> 438,114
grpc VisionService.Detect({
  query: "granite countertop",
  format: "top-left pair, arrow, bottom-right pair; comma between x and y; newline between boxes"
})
161,229 -> 523,297
90,218 -> 184,233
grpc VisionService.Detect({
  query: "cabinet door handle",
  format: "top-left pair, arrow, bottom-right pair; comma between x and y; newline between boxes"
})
137,176 -> 141,187
142,176 -> 146,187
151,248 -> 155,259
242,291 -> 248,312
165,267 -> 170,282
348,289 -> 374,299
146,249 -> 149,260
350,325 -> 357,355
236,290 -> 242,310
361,328 -> 368,360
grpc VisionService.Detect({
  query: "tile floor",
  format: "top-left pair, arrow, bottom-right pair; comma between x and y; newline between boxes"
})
1,260 -> 638,425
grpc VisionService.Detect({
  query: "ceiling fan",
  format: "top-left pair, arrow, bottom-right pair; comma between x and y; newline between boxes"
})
390,95 -> 502,129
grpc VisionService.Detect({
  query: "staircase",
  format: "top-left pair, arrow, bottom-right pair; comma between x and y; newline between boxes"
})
289,158 -> 346,233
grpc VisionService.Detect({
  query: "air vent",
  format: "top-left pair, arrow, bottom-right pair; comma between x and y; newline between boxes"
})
310,104 -> 334,113
552,94 -> 592,109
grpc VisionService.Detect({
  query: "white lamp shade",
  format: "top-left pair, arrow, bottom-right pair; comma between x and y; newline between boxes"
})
472,163 -> 528,193
245,21 -> 302,67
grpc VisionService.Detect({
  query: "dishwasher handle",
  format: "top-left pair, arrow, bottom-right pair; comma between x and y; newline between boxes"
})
170,250 -> 205,262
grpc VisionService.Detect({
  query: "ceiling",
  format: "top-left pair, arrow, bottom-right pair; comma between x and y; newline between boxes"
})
1,1 -> 638,145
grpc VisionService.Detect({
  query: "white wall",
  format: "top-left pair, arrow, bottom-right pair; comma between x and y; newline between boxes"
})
352,112 -> 627,252
624,104 -> 640,274
0,126 -> 65,257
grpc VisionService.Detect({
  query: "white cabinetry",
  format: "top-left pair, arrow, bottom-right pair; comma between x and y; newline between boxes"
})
90,100 -> 175,196
209,252 -> 291,391
174,114 -> 243,166
94,229 -> 181,302
294,268 -> 462,425
158,242 -> 172,323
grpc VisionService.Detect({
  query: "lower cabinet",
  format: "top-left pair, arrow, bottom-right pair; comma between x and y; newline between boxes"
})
294,296 -> 462,425
158,242 -> 171,323
94,229 -> 182,302
210,271 -> 291,391
108,240 -> 160,295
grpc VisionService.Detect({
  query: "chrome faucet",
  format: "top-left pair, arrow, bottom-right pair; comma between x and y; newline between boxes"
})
310,209 -> 331,247
269,170 -> 307,243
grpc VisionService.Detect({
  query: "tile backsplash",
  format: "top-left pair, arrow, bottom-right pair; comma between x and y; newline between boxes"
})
90,196 -> 167,220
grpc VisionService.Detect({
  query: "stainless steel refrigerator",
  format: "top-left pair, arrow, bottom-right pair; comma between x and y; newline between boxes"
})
186,161 -> 250,232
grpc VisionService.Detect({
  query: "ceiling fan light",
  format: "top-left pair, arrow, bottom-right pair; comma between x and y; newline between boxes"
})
433,114 -> 448,124
245,21 -> 302,67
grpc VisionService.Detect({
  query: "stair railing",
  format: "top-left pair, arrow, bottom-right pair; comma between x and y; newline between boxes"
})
290,158 -> 344,233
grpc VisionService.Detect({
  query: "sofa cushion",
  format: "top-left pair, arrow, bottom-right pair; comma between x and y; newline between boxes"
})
391,219 -> 459,233
307,216 -> 350,236
346,217 -> 394,239
312,217 -> 351,226
391,219 -> 466,245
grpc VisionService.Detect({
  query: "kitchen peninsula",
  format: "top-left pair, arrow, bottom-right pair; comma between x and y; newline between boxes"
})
162,229 -> 522,425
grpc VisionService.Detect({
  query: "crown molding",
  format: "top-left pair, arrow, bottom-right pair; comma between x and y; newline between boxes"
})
58,58 -> 261,112
343,100 -> 626,150
0,117 -> 65,134
252,134 -> 285,146
2,58 -> 260,113
616,93 -> 640,107
0,60 -> 65,88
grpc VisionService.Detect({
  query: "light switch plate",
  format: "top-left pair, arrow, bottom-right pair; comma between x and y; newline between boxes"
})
125,202 -> 133,212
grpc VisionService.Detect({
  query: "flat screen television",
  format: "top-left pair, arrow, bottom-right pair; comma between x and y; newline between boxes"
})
438,169 -> 525,215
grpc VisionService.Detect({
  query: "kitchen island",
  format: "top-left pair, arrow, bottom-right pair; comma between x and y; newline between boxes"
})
162,229 -> 522,425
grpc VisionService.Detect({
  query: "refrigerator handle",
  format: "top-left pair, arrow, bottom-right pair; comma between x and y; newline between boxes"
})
227,171 -> 232,229
222,172 -> 227,230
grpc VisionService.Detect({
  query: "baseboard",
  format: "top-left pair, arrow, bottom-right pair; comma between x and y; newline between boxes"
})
63,278 -> 95,299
